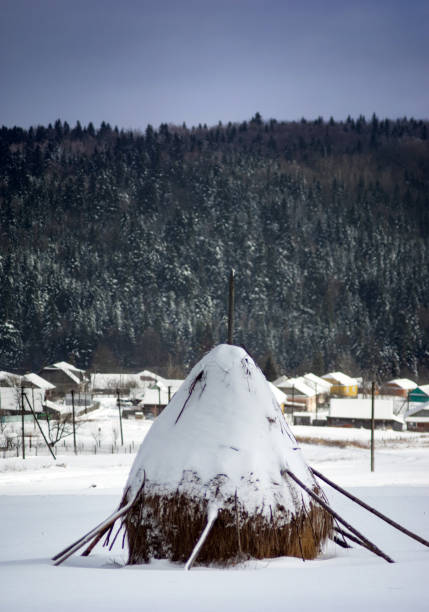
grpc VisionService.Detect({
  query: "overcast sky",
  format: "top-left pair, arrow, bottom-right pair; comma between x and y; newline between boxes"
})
1,0 -> 428,130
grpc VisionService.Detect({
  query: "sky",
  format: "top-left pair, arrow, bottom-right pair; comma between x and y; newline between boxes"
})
0,0 -> 428,131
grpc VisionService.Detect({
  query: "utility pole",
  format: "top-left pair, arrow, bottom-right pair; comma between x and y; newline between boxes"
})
116,388 -> 124,446
21,386 -> 25,459
228,269 -> 235,345
292,384 -> 295,423
71,389 -> 77,455
371,381 -> 375,472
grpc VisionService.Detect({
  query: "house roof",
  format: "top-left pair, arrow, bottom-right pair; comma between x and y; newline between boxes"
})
303,373 -> 332,393
406,415 -> 429,422
42,399 -> 71,415
53,361 -> 85,373
414,384 -> 429,396
384,378 -> 417,390
329,398 -> 403,422
136,369 -> 163,382
41,362 -> 83,384
54,366 -> 81,385
91,373 -> 140,389
23,373 -> 55,390
90,372 -> 185,396
276,376 -> 316,397
151,378 -> 184,394
272,374 -> 289,386
0,371 -> 20,386
0,371 -> 55,390
322,371 -> 358,386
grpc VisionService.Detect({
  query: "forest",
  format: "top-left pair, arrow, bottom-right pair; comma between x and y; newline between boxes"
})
1,113 -> 428,381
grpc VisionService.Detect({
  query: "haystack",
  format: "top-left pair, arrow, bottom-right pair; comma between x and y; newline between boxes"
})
116,344 -> 333,565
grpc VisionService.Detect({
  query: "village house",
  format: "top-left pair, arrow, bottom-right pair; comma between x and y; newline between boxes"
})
378,378 -> 416,398
406,405 -> 429,432
302,373 -> 332,406
38,361 -> 88,399
408,384 -> 429,404
275,376 -> 317,412
91,372 -> 141,395
90,368 -> 185,419
322,372 -> 359,397
0,370 -> 55,421
404,384 -> 429,431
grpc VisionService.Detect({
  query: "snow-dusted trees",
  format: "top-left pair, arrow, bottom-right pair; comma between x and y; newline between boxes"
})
0,117 -> 428,379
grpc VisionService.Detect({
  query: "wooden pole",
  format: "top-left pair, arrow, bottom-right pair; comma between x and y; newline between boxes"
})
21,386 -> 25,459
235,490 -> 242,556
53,496 -> 137,566
116,388 -> 124,446
315,382 -> 318,421
228,269 -> 235,345
312,467 -> 429,549
284,468 -> 394,563
53,473 -> 146,565
23,392 -> 56,460
371,381 -> 375,472
71,389 -> 77,455
292,385 -> 295,422
185,507 -> 218,571
31,387 -> 36,430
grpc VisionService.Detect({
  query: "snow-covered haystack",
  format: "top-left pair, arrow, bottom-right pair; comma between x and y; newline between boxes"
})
120,344 -> 333,566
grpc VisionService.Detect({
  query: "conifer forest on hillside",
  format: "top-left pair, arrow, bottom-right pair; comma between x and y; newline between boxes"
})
1,114 -> 428,380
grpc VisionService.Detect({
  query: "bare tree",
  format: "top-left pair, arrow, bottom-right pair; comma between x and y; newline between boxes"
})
45,410 -> 80,447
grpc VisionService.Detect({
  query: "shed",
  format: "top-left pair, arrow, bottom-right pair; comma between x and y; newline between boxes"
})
327,398 -> 404,430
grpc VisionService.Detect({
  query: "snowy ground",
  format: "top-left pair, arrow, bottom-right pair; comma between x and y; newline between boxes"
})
1,415 -> 428,611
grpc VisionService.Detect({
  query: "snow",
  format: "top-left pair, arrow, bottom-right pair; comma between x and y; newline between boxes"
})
1,372 -> 429,610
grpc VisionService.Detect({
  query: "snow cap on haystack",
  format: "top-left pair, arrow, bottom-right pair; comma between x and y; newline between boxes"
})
122,344 -> 332,566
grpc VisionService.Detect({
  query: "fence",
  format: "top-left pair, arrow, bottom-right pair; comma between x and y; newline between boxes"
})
0,437 -> 138,459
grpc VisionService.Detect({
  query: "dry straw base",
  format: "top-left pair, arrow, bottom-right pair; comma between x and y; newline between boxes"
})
124,486 -> 333,566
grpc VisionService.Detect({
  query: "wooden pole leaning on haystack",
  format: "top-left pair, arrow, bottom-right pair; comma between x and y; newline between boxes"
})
53,501 -> 133,566
185,507 -> 219,571
52,476 -> 146,566
311,467 -> 429,549
283,469 -> 394,563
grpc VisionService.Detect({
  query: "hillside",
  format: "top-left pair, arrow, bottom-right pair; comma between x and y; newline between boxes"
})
1,114 -> 428,379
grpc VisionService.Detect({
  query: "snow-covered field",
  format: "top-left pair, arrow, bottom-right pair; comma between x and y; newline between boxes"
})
1,413 -> 428,611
